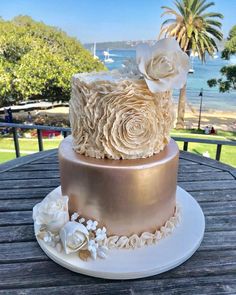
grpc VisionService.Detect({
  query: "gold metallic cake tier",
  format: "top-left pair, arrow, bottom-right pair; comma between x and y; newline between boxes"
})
59,136 -> 179,236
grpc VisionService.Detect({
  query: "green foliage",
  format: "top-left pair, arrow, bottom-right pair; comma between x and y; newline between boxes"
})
208,25 -> 236,92
0,16 -> 105,106
222,25 -> 236,59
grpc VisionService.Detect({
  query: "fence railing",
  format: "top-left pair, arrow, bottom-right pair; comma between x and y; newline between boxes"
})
0,122 -> 71,158
0,122 -> 235,161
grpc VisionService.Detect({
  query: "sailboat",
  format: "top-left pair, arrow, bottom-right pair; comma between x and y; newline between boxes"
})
103,49 -> 114,63
93,43 -> 99,60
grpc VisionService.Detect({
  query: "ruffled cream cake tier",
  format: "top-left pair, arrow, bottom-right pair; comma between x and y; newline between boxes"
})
70,71 -> 174,160
59,136 -> 179,236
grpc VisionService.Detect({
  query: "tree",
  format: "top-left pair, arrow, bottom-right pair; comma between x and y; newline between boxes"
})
0,16 -> 105,107
208,25 -> 236,92
160,0 -> 223,129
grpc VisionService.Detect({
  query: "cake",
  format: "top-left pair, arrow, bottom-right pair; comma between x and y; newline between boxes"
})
33,38 -> 190,260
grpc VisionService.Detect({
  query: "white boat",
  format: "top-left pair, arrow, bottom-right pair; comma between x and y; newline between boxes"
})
93,43 -> 99,60
104,49 -> 114,63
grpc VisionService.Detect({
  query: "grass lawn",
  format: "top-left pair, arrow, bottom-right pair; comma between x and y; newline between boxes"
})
0,137 -> 61,151
0,137 -> 61,164
170,129 -> 236,167
0,130 -> 235,167
0,151 -> 29,163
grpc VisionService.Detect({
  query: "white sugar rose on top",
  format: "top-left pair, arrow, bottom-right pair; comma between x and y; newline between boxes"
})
33,192 -> 69,235
136,38 -> 190,93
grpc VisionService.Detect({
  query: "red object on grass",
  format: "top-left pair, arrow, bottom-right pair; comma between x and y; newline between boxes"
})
42,130 -> 61,137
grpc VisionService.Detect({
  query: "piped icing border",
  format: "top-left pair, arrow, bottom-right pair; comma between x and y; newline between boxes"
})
32,191 -> 181,261
102,204 -> 181,250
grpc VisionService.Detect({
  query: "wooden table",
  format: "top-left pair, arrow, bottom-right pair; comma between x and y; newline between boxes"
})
0,149 -> 236,294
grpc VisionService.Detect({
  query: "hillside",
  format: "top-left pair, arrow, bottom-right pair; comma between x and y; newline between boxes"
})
84,39 -> 225,51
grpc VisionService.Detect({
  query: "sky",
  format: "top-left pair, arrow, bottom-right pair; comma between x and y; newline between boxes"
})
0,0 -> 236,43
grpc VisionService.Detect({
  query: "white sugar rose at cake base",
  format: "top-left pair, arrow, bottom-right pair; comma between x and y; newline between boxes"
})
33,38 -> 191,262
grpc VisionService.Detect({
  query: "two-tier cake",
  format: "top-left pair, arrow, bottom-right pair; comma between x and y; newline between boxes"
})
33,39 -> 205,270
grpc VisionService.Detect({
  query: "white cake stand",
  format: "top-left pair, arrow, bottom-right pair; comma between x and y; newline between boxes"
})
36,186 -> 205,280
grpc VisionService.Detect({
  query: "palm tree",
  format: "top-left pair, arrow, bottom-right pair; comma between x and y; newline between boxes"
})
159,0 -> 223,129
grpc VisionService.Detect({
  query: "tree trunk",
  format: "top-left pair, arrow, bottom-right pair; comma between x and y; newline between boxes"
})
176,83 -> 187,129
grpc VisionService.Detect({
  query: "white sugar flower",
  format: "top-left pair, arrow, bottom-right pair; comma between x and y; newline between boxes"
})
43,231 -> 53,243
136,38 -> 190,93
41,231 -> 58,247
88,239 -> 98,260
95,227 -> 107,241
79,217 -> 85,224
33,192 -> 69,234
60,221 -> 89,254
97,246 -> 108,259
71,212 -> 79,221
86,220 -> 98,231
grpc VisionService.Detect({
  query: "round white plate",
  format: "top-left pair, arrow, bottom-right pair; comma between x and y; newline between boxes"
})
36,186 -> 205,280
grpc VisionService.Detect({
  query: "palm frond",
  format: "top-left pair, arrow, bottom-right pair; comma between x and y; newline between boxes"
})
196,2 -> 215,15
174,0 -> 187,16
184,36 -> 190,51
194,0 -> 208,14
159,23 -> 180,38
158,27 -> 168,39
177,26 -> 187,43
205,26 -> 223,40
166,23 -> 181,36
199,38 -> 206,61
161,19 -> 177,27
200,34 -> 217,56
161,9 -> 182,18
161,5 -> 174,10
204,19 -> 222,29
166,22 -> 182,37
201,12 -> 224,19
193,27 -> 199,42
191,0 -> 203,12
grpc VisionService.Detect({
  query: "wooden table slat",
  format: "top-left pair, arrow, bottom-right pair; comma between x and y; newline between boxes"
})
0,170 -> 60,180
0,187 -> 52,199
0,178 -> 60,190
191,189 -> 236,202
179,179 -> 236,191
0,250 -> 236,289
1,275 -> 235,295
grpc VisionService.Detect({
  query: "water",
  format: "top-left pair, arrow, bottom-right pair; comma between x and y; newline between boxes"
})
96,49 -> 236,112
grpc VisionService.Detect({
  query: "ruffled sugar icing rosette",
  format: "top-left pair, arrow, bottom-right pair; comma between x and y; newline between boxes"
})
136,38 -> 190,93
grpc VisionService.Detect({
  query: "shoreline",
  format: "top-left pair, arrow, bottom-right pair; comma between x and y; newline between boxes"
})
181,104 -> 236,132
1,106 -> 236,132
